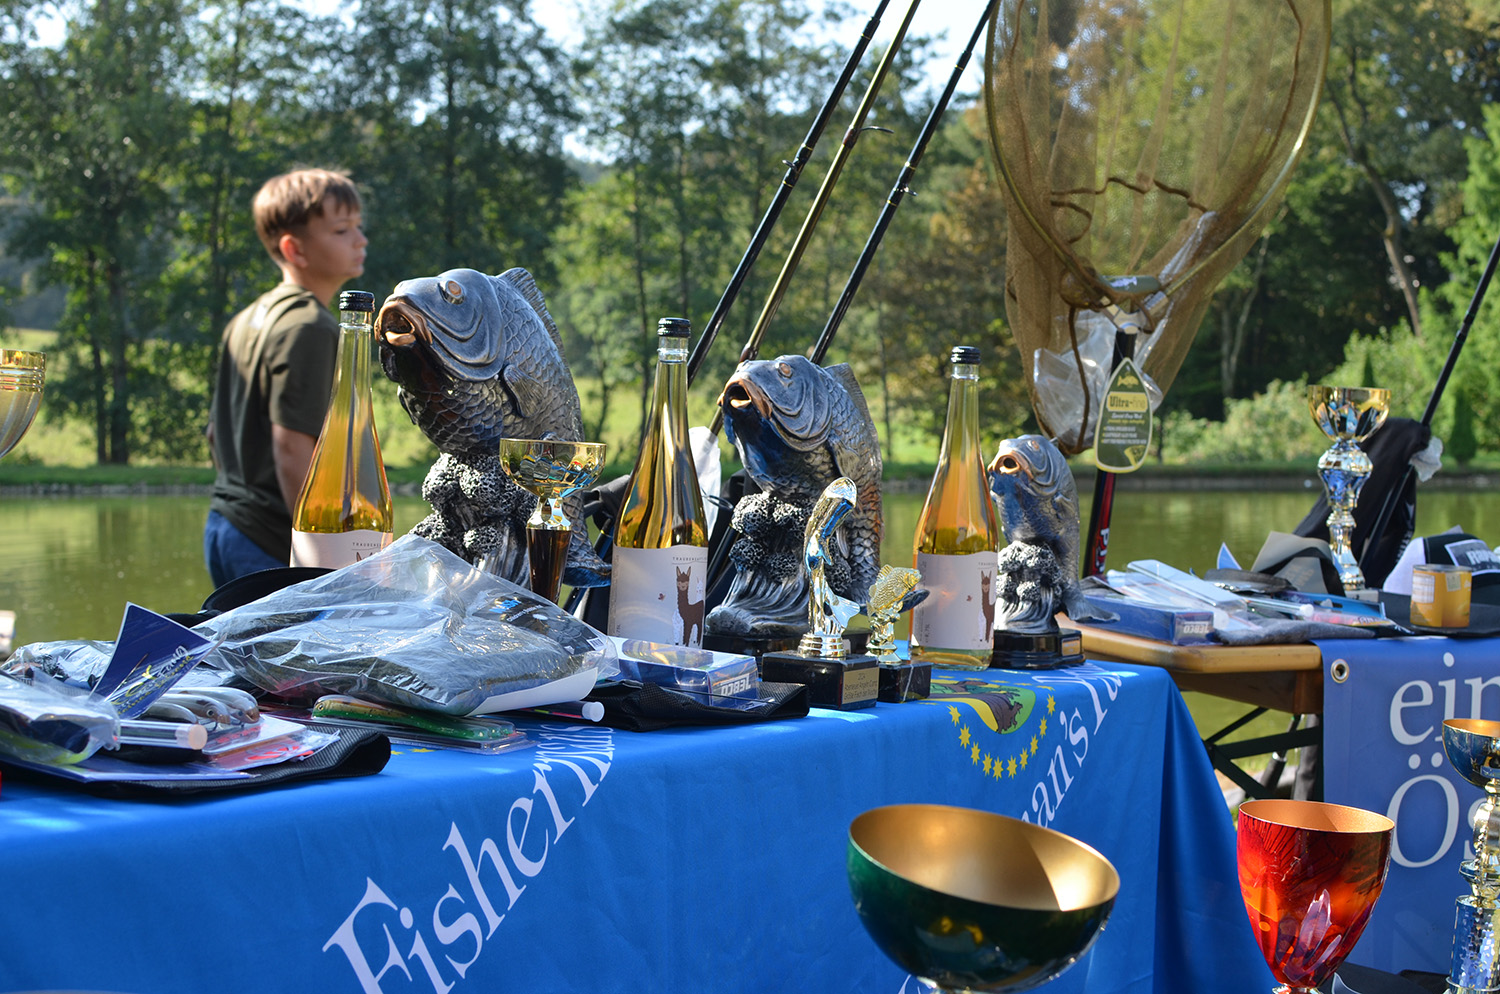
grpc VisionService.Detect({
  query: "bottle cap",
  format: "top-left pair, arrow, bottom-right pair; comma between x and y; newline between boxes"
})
950,346 -> 980,365
657,317 -> 692,338
339,290 -> 376,313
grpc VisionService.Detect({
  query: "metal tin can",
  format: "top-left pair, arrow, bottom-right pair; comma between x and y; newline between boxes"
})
1412,564 -> 1472,628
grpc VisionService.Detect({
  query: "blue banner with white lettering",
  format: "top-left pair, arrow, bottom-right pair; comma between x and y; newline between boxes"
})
1320,635 -> 1500,976
0,662 -> 1271,994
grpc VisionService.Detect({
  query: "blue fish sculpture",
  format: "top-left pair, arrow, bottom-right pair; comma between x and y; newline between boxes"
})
375,267 -> 609,588
707,356 -> 882,638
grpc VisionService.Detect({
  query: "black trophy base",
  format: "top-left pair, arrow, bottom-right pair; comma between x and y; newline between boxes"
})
991,628 -> 1084,670
701,632 -> 798,659
760,651 -> 878,710
878,660 -> 932,702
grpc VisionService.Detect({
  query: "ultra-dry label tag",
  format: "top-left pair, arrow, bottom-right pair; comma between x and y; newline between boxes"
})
1094,356 -> 1152,473
608,545 -> 708,647
911,551 -> 997,651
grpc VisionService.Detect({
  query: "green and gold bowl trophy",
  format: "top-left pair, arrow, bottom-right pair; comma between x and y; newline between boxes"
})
497,438 -> 606,603
1443,719 -> 1500,994
848,803 -> 1119,992
1307,386 -> 1390,598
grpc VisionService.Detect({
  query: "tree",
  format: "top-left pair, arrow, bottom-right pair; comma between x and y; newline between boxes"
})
1321,0 -> 1497,339
0,0 -> 196,463
1419,102 -> 1500,452
348,0 -> 577,296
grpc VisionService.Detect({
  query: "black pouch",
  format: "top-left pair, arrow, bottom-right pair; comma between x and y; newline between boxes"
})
3,723 -> 390,799
579,680 -> 810,732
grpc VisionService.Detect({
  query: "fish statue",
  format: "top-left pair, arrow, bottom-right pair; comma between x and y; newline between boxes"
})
374,267 -> 609,588
707,356 -> 882,638
986,434 -> 1110,622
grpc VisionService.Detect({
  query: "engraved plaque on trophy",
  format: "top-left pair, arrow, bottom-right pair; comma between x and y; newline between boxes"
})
758,479 -> 878,710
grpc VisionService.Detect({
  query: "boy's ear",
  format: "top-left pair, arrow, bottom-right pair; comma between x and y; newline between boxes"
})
278,232 -> 305,269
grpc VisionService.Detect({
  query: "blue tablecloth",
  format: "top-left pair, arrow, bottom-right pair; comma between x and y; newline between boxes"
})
1320,634 -> 1500,977
0,662 -> 1272,994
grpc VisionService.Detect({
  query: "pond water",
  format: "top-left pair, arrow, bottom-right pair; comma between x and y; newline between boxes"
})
3,485 -> 1495,740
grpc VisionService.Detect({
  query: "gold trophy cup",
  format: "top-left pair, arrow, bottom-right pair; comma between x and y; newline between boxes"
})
497,438 -> 606,603
0,350 -> 45,461
1307,385 -> 1390,597
1443,718 -> 1500,994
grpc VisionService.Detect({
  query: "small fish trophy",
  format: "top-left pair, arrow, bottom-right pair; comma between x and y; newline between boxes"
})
758,478 -> 878,710
866,565 -> 930,702
497,438 -> 607,603
990,544 -> 1084,669
1307,385 -> 1390,599
1442,718 -> 1500,994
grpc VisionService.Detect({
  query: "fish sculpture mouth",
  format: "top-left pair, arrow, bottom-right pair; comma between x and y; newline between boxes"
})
374,297 -> 432,349
721,377 -> 769,420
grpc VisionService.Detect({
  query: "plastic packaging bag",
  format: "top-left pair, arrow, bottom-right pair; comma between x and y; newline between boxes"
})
197,534 -> 618,716
0,671 -> 117,765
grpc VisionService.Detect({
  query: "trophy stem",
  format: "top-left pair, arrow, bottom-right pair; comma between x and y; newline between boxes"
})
1318,439 -> 1374,594
526,524 -> 570,604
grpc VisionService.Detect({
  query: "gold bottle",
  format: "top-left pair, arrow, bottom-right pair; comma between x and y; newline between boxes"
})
290,290 -> 393,568
608,318 -> 710,646
909,346 -> 999,668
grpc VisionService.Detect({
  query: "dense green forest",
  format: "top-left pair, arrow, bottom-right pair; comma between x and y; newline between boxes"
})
1,0 -> 1497,471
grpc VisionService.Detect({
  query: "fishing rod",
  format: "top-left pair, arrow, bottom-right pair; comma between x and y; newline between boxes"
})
808,0 -> 996,366
707,0 -> 926,436
564,0 -> 903,618
686,0 -> 897,387
1358,225 -> 1500,576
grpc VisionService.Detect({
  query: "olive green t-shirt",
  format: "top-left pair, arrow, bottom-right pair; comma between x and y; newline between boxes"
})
208,283 -> 338,562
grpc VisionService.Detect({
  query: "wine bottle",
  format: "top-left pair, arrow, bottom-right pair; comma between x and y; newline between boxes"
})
607,317 -> 709,646
909,345 -> 1000,669
290,289 -> 394,568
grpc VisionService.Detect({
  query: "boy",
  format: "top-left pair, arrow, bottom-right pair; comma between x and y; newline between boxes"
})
203,168 -> 368,587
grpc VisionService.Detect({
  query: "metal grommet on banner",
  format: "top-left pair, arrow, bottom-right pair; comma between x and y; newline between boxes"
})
1331,659 -> 1350,683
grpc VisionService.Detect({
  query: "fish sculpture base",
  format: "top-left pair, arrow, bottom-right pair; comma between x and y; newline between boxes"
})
701,632 -> 798,661
760,647 -> 878,711
991,627 -> 1084,670
878,660 -> 932,703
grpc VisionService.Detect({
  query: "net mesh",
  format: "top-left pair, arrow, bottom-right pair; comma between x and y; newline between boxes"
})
985,0 -> 1330,452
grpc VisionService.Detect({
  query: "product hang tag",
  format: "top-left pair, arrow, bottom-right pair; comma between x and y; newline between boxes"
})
1093,356 -> 1152,473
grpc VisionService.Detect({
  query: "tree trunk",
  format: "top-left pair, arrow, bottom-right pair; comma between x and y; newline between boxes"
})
107,259 -> 131,464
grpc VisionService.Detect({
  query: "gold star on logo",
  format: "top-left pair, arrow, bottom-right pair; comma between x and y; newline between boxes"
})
1019,751 -> 1029,770
1030,737 -> 1039,757
1047,695 -> 1056,715
1007,756 -> 1018,777
993,761 -> 1004,780
960,726 -> 971,747
983,755 -> 993,775
971,744 -> 981,764
1039,717 -> 1048,738
949,706 -> 960,724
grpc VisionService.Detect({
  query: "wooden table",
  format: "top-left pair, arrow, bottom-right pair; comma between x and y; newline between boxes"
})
1072,622 -> 1324,714
1073,622 -> 1326,799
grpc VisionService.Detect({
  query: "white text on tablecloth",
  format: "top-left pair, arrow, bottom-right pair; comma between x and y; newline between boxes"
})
322,725 -> 615,994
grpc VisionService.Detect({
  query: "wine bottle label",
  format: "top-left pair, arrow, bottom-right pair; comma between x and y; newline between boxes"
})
911,551 -> 997,650
607,545 -> 708,647
290,529 -> 393,569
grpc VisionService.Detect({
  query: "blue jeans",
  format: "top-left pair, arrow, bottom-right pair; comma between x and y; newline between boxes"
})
203,510 -> 285,589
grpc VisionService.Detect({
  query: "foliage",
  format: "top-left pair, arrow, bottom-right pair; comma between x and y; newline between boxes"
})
1,0 -> 1496,469
1160,380 -> 1328,465
1416,103 -> 1500,454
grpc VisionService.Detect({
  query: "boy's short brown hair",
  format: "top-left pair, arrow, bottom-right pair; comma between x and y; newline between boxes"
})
252,168 -> 362,264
